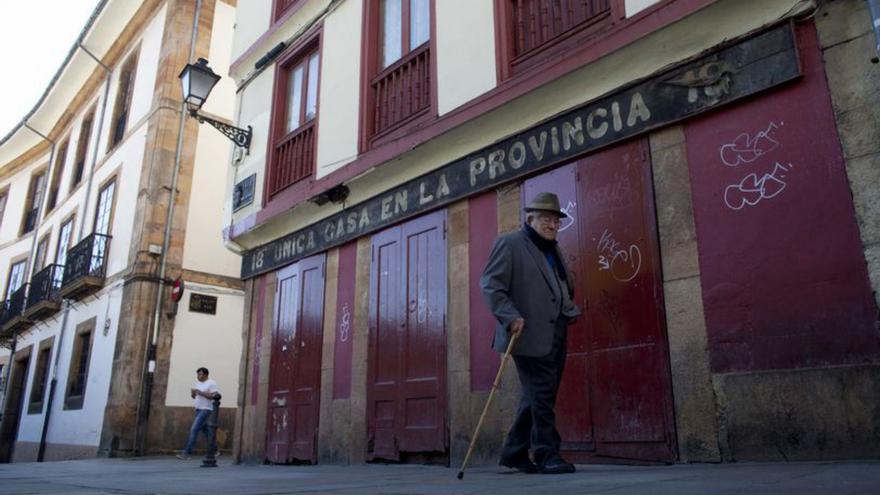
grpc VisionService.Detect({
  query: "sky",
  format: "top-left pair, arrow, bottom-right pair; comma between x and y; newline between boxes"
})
0,1 -> 101,138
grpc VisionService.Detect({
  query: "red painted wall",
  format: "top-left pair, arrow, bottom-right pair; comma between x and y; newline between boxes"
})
468,191 -> 500,391
684,23 -> 880,373
332,242 -> 357,399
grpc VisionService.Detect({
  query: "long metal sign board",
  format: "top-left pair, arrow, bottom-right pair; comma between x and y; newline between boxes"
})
242,23 -> 799,279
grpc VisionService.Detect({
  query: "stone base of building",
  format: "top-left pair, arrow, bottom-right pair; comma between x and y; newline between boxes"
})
12,441 -> 99,462
714,364 -> 880,462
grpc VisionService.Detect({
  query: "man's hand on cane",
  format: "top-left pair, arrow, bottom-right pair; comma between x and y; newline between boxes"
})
510,317 -> 524,338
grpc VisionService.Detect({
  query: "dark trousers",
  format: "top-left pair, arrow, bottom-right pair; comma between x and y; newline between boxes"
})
501,322 -> 567,464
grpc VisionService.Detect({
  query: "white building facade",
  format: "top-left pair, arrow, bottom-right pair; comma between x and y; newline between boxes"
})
0,0 -> 243,461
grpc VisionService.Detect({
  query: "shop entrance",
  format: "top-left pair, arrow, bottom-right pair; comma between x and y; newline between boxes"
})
0,351 -> 30,463
522,138 -> 677,463
266,254 -> 326,464
367,210 -> 447,461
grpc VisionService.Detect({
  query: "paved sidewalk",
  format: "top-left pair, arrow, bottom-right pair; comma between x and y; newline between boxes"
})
0,457 -> 878,494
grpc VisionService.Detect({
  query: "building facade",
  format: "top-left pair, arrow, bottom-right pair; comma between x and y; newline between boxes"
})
226,0 -> 880,465
0,0 -> 243,462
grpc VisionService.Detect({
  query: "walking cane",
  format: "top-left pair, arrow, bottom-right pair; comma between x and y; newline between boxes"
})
457,331 -> 520,480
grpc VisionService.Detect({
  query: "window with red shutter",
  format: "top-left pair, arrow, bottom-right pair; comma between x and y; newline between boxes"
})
363,0 -> 433,146
497,0 -> 615,78
267,43 -> 321,199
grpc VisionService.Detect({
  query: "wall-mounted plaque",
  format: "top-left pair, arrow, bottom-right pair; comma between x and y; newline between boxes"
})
233,174 -> 256,212
189,293 -> 218,315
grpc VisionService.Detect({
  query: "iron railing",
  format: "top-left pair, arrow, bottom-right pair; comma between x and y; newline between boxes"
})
26,264 -> 64,311
6,284 -> 28,323
0,300 -> 11,329
62,233 -> 111,288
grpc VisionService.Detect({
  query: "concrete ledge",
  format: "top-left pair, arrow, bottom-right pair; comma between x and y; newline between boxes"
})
713,364 -> 880,461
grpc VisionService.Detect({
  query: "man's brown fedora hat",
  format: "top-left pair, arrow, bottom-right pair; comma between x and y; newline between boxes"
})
523,192 -> 569,218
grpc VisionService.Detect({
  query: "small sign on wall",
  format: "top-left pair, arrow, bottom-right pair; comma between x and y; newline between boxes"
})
233,174 -> 256,212
189,293 -> 218,315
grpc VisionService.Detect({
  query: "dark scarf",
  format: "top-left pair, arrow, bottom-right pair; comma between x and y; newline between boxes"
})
523,223 -> 568,283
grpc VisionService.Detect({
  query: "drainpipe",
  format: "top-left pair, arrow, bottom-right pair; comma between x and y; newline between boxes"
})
133,0 -> 203,456
35,44 -> 113,463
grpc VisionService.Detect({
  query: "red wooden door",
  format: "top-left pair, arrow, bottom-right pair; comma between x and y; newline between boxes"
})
367,210 -> 447,460
522,139 -> 677,463
522,165 -> 595,452
579,139 -> 676,462
266,254 -> 326,463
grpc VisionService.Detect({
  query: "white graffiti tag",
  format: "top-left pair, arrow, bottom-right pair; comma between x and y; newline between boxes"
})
338,303 -> 351,343
720,122 -> 781,167
559,201 -> 576,232
597,229 -> 642,283
723,162 -> 792,211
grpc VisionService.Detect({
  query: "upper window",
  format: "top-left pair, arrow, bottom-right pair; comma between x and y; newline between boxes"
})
362,0 -> 433,147
5,260 -> 28,300
65,318 -> 95,410
94,179 -> 116,236
272,0 -> 306,23
71,109 -> 95,192
21,170 -> 46,236
34,233 -> 51,272
28,338 -> 54,414
108,51 -> 138,151
46,139 -> 69,214
0,188 -> 8,233
56,217 -> 75,266
496,0 -> 614,78
267,41 -> 321,200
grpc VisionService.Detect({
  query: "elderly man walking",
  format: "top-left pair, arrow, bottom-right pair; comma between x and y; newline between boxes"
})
480,192 -> 581,474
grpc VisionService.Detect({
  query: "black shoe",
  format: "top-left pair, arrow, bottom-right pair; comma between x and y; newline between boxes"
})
538,455 -> 576,474
500,455 -> 538,474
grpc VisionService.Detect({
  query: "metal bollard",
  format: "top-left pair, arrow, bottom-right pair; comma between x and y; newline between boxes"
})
200,393 -> 222,468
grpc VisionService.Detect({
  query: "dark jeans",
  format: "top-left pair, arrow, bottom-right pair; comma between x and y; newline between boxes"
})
183,409 -> 214,455
501,322 -> 567,465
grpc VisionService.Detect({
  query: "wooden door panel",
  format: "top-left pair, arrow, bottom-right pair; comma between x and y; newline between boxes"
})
266,254 -> 325,464
523,164 -> 595,448
579,139 -> 676,462
368,211 -> 447,459
266,266 -> 298,463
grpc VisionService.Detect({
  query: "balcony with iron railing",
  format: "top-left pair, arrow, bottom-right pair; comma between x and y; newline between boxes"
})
0,300 -> 12,342
1,284 -> 32,334
24,264 -> 64,321
59,233 -> 111,301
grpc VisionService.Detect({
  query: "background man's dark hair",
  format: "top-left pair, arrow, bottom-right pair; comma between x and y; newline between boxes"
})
197,367 -> 209,375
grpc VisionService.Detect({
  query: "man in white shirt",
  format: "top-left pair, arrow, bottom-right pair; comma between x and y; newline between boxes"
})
176,367 -> 219,460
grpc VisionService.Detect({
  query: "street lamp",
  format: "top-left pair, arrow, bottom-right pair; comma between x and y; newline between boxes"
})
178,58 -> 252,153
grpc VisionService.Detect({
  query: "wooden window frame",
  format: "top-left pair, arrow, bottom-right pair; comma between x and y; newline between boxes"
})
495,0 -> 627,81
20,167 -> 47,236
34,232 -> 52,274
264,28 -> 323,203
64,317 -> 96,410
71,108 -> 96,195
4,256 -> 29,300
359,0 -> 438,152
107,49 -> 139,153
93,175 -> 118,236
0,186 -> 9,233
27,336 -> 55,415
55,213 -> 76,265
271,0 -> 308,25
45,138 -> 69,216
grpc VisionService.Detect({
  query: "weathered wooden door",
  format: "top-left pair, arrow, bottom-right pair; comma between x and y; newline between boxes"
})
522,164 -> 595,452
266,254 -> 325,464
0,355 -> 30,463
367,210 -> 447,460
522,138 -> 677,463
579,139 -> 676,462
